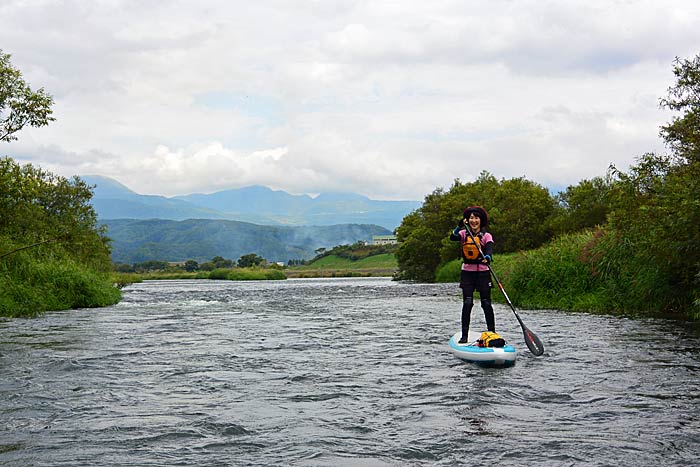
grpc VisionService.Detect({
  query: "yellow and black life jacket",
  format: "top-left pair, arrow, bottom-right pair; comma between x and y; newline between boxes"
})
462,233 -> 482,264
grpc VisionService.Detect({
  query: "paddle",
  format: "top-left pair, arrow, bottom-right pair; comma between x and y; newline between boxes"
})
464,225 -> 545,356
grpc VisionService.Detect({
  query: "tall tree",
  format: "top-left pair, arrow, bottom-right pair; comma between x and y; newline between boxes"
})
659,55 -> 700,164
396,171 -> 557,281
0,157 -> 112,271
549,176 -> 613,235
0,50 -> 54,142
601,54 -> 700,314
488,177 -> 554,252
238,253 -> 265,268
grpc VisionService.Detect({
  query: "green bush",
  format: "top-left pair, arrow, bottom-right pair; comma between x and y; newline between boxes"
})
208,268 -> 231,280
435,259 -> 462,283
0,156 -> 119,317
0,251 -> 121,318
208,268 -> 286,281
504,231 -> 605,311
111,267 -> 288,282
227,268 -> 286,281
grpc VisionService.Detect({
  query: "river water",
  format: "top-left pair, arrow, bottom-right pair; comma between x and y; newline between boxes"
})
1,277 -> 699,467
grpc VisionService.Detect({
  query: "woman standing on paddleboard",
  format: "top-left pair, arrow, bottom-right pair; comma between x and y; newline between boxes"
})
450,206 -> 495,344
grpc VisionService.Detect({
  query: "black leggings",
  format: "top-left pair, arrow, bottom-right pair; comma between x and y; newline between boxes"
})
459,270 -> 495,336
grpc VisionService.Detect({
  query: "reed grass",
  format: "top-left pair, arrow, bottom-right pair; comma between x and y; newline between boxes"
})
0,250 -> 121,318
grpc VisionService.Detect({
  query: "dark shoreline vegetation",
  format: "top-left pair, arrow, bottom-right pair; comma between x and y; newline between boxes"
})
112,267 -> 287,286
111,248 -> 399,285
0,158 -> 121,318
1,248 -> 120,318
2,51 -> 699,319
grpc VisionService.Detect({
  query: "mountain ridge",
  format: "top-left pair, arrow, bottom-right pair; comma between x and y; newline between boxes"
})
82,175 -> 419,230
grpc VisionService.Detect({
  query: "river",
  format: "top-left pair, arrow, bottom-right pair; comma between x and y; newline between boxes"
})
1,277 -> 699,466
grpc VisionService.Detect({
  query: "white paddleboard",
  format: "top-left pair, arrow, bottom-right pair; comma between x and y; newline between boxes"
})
449,331 -> 516,367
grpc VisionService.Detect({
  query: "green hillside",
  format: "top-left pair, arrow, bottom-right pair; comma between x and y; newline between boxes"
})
103,219 -> 391,264
297,253 -> 397,269
287,243 -> 398,277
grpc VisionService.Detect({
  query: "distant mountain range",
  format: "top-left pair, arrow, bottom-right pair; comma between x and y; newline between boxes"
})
82,175 -> 420,230
104,219 -> 390,264
81,175 -> 414,263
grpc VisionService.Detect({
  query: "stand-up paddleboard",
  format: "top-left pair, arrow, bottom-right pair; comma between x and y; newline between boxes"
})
449,331 -> 516,367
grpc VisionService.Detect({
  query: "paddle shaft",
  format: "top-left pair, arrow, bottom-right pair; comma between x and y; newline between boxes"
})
463,225 -> 545,356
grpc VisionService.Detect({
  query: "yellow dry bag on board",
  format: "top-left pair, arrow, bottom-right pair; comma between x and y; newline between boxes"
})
478,331 -> 505,348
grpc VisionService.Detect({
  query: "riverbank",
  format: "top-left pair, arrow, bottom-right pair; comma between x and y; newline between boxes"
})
109,247 -> 399,287
112,258 -> 397,284
285,253 -> 397,278
0,251 -> 121,318
285,267 -> 396,278
112,267 -> 287,286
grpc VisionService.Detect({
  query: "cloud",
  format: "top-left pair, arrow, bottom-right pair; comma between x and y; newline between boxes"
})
2,0 -> 698,201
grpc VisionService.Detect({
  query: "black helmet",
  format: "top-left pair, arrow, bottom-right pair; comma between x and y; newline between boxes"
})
463,206 -> 488,227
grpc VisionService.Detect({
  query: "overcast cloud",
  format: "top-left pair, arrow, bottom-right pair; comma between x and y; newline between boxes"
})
1,0 -> 698,200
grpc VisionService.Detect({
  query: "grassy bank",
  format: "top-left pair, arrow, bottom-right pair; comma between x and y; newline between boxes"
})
112,267 -> 287,284
112,254 -> 397,286
0,250 -> 121,318
286,253 -> 397,278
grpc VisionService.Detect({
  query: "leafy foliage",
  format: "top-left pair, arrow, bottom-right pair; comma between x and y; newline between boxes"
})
487,176 -> 555,252
549,176 -> 613,236
0,157 -> 112,272
0,158 -> 119,316
0,250 -> 121,317
602,153 -> 699,314
0,53 -> 117,316
113,267 -> 286,282
504,232 -> 605,311
590,55 -> 700,317
211,256 -> 235,268
184,260 -> 199,272
0,50 -> 55,142
659,55 -> 700,164
238,253 -> 266,268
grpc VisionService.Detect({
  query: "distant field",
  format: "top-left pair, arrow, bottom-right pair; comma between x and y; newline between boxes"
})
286,253 -> 397,278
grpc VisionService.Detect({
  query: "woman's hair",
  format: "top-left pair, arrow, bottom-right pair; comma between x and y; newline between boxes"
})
463,206 -> 488,227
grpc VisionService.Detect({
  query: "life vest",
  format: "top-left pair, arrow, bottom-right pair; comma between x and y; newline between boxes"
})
477,331 -> 505,348
462,232 -> 483,264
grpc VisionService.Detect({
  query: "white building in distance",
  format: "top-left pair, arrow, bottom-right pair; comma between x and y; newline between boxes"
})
372,235 -> 397,245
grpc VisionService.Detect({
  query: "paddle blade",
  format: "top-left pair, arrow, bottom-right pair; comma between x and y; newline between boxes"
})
522,326 -> 545,356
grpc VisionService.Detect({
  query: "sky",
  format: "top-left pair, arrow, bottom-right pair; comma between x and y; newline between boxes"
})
1,0 -> 699,201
